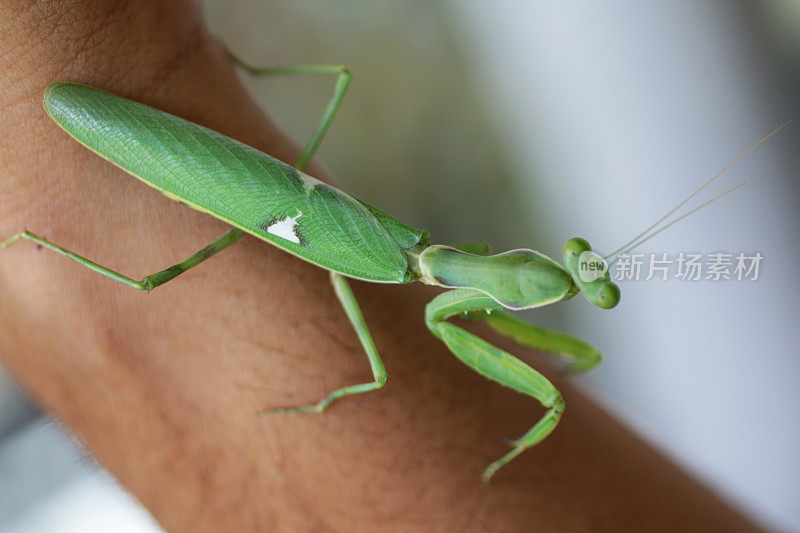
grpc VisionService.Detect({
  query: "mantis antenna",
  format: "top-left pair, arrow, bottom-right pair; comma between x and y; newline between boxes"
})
603,120 -> 791,266
606,181 -> 746,266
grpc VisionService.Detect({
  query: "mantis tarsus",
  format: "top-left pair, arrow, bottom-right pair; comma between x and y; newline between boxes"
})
1,49 -> 784,482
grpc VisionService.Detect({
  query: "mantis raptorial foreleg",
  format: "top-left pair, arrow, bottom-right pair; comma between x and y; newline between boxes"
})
464,311 -> 602,375
444,242 -> 602,374
263,272 -> 388,414
425,289 -> 564,482
1,55 -> 350,288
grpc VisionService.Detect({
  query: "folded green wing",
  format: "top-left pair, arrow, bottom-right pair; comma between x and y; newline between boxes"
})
44,82 -> 423,283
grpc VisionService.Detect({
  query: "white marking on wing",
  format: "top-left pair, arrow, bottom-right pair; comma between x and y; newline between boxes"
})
266,211 -> 303,244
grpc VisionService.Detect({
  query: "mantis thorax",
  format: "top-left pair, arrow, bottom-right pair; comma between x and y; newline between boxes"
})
416,245 -> 576,310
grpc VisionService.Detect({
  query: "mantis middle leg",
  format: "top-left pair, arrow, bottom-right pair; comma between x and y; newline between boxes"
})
227,46 -> 390,413
262,272 -> 388,414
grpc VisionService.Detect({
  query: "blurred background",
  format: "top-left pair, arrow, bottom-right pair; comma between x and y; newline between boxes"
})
1,1 -> 798,531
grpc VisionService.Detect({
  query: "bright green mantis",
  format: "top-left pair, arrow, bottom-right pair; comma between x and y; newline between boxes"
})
1,51 -> 783,482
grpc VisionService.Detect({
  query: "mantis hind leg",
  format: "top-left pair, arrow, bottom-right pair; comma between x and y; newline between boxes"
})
223,45 -> 351,172
262,272 -> 387,415
0,228 -> 244,290
426,289 -> 564,482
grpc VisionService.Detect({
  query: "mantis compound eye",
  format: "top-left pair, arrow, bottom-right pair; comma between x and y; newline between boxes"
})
563,237 -> 590,259
591,282 -> 621,309
562,237 -> 621,309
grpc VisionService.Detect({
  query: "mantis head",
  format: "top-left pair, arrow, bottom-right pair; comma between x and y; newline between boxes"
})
562,238 -> 620,309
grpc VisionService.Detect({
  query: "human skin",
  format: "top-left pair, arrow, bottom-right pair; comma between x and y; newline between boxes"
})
0,1 -> 758,531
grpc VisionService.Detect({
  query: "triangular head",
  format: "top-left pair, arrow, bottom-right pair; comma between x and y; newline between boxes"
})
562,237 -> 621,309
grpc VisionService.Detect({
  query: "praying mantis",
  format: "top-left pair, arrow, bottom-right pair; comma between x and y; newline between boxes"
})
1,50 -> 783,483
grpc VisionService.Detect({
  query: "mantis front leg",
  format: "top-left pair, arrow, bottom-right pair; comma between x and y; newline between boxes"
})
465,311 -> 602,375
447,242 -> 602,374
425,289 -> 565,482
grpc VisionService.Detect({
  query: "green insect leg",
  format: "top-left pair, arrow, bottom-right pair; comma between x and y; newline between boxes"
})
425,289 -> 564,482
262,272 -> 388,414
465,311 -> 602,375
224,46 -> 351,172
0,228 -> 244,290
440,240 -> 602,374
225,48 -> 391,412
